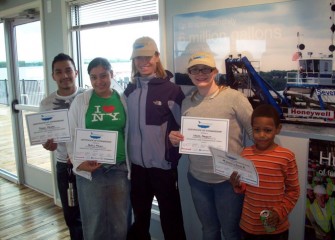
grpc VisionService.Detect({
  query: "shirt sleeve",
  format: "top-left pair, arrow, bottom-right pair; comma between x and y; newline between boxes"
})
273,153 -> 300,222
233,91 -> 253,141
168,86 -> 185,127
39,98 -> 49,112
66,95 -> 92,180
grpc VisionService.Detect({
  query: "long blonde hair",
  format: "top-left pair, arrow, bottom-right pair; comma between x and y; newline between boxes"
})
131,52 -> 167,83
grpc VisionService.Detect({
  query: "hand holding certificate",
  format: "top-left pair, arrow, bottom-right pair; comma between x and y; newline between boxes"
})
26,109 -> 71,145
73,128 -> 118,164
179,116 -> 229,156
209,146 -> 259,187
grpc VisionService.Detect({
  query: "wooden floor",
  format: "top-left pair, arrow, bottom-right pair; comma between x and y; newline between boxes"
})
0,177 -> 70,240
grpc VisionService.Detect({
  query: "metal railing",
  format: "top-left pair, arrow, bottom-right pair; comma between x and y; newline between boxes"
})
0,79 -> 45,106
286,72 -> 335,85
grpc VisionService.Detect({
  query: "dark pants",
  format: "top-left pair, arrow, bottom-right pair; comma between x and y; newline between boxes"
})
56,162 -> 83,240
127,164 -> 186,240
241,229 -> 289,240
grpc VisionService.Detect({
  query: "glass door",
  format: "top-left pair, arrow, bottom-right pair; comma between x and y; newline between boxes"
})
1,10 -> 53,196
0,23 -> 17,181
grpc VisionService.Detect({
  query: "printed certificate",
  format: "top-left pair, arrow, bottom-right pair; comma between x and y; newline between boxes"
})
179,116 -> 229,156
26,109 -> 71,145
209,146 -> 259,187
73,128 -> 118,164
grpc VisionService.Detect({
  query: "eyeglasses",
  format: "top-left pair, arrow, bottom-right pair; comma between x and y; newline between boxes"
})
188,67 -> 214,75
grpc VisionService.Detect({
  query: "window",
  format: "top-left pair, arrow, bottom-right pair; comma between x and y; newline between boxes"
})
68,0 -> 159,91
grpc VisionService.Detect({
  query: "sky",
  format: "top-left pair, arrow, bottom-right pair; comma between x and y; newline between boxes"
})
78,21 -> 159,62
0,21 -> 43,62
173,0 -> 333,72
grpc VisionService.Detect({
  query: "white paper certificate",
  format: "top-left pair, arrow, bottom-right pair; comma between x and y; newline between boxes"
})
179,116 -> 229,156
73,128 -> 118,164
26,109 -> 71,145
209,146 -> 259,187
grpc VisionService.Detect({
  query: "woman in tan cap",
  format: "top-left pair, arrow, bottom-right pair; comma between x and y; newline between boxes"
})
125,36 -> 186,240
169,51 -> 253,240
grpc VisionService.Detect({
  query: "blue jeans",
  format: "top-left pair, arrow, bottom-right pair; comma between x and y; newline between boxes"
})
188,172 -> 244,240
56,162 -> 83,240
76,162 -> 131,240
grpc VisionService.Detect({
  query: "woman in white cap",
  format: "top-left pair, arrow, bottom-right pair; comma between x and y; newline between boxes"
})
125,36 -> 186,240
169,51 -> 253,240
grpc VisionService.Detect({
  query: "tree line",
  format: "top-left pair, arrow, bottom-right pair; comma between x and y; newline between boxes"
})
0,61 -> 43,68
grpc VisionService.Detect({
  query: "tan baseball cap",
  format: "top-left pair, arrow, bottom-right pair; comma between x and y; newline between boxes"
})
131,36 -> 158,59
187,51 -> 216,69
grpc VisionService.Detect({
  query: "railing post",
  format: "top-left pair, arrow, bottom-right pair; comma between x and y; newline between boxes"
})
21,79 -> 27,104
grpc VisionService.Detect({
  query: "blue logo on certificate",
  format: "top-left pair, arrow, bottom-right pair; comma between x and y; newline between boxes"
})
198,121 -> 211,129
41,115 -> 53,121
90,132 -> 101,139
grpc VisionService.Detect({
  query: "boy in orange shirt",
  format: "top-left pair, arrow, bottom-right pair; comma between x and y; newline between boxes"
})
230,104 -> 300,240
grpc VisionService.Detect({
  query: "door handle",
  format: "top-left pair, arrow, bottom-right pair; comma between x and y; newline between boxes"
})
11,99 -> 19,113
